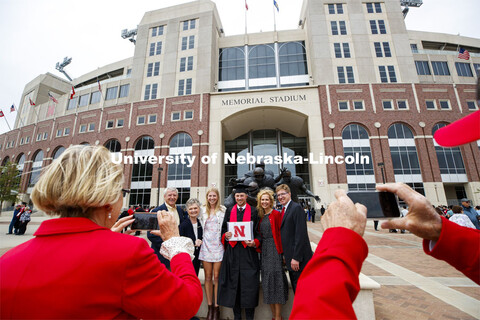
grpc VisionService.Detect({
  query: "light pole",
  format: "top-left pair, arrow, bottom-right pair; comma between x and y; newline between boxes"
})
157,167 -> 163,207
377,162 -> 385,184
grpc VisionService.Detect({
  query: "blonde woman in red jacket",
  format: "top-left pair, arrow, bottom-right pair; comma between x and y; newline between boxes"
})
0,145 -> 202,319
256,189 -> 288,320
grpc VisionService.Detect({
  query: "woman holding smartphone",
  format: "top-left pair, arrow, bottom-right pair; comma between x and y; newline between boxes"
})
199,187 -> 225,320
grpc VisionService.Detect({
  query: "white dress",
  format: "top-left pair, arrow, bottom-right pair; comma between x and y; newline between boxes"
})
199,207 -> 225,262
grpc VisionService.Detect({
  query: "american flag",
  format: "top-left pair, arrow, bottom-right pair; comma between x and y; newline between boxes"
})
48,92 -> 58,103
29,98 -> 35,106
458,48 -> 470,60
10,104 -> 15,112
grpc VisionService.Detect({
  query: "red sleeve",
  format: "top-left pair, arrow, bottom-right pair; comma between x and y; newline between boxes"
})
423,216 -> 480,285
122,239 -> 202,319
291,227 -> 368,319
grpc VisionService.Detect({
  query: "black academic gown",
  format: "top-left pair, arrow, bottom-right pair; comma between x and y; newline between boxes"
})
217,204 -> 260,309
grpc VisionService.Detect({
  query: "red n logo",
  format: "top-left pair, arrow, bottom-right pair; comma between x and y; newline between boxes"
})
233,226 -> 246,237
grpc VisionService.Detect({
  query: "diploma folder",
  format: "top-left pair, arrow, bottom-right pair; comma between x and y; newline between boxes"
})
227,221 -> 254,241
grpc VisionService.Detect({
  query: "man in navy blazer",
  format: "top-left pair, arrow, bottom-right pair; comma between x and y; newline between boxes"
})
276,184 -> 313,293
148,187 -> 186,269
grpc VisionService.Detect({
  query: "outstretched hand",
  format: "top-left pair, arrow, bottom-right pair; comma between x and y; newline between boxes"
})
111,215 -> 134,234
377,183 -> 442,241
150,210 -> 180,241
321,189 -> 367,236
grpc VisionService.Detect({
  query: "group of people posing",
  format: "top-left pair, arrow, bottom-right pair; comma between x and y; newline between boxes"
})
0,145 -> 478,320
148,182 -> 311,320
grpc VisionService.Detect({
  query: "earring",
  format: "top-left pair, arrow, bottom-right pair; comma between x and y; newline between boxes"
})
108,212 -> 112,219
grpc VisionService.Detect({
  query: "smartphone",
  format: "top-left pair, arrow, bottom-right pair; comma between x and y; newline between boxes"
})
347,191 -> 401,219
131,213 -> 158,230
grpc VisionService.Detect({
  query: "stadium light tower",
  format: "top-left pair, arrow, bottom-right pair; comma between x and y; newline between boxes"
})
121,28 -> 138,44
55,57 -> 73,81
400,0 -> 423,18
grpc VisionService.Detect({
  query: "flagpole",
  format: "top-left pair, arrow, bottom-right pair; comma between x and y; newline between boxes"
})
273,1 -> 277,32
1,111 -> 12,131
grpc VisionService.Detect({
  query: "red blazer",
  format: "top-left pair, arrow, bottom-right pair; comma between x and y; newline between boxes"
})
423,216 -> 480,285
0,218 -> 202,319
257,209 -> 283,254
290,227 -> 368,319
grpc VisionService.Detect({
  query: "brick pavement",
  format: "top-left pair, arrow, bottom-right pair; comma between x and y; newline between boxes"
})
306,219 -> 480,320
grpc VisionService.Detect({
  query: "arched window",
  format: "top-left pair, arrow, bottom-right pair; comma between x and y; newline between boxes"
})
219,47 -> 245,82
342,124 -> 375,191
16,154 -> 25,178
168,133 -> 192,205
387,123 -> 424,195
105,139 -> 121,153
278,42 -> 308,77
28,150 -> 44,189
1,156 -> 10,166
432,123 -> 467,181
130,136 -> 154,207
53,147 -> 66,160
249,44 -> 276,82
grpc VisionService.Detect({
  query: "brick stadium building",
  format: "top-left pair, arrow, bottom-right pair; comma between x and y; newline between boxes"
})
1,0 -> 479,210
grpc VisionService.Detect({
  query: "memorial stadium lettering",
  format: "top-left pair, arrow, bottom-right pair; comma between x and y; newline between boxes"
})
221,94 -> 306,106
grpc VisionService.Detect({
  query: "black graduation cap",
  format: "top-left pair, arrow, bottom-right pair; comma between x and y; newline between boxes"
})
233,183 -> 250,195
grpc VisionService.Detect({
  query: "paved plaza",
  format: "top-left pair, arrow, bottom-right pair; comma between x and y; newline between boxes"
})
1,212 -> 478,319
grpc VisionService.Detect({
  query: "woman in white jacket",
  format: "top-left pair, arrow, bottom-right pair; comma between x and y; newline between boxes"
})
199,187 -> 226,320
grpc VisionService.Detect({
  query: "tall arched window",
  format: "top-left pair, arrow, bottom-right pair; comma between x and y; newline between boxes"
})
278,42 -> 308,77
432,123 -> 467,182
1,156 -> 10,166
130,136 -> 154,207
105,139 -> 121,153
168,133 -> 192,205
342,124 -> 375,191
28,150 -> 44,190
219,47 -> 245,82
387,123 -> 424,195
53,146 -> 66,160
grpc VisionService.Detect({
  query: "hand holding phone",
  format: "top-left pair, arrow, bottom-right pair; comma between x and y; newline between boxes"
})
131,213 -> 159,230
347,191 -> 400,219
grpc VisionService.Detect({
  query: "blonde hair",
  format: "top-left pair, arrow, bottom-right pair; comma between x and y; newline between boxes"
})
31,145 -> 124,218
275,184 -> 291,194
204,187 -> 222,218
256,189 -> 275,219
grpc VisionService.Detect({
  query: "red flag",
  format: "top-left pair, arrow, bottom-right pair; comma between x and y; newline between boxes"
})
98,80 -> 102,92
245,0 -> 248,10
29,98 -> 35,106
458,48 -> 470,60
70,86 -> 76,99
0,110 -> 4,117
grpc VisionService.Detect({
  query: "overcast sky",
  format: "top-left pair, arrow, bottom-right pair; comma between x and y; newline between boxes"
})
0,0 -> 479,134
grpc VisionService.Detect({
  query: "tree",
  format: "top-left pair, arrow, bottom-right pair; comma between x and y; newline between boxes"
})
0,161 -> 21,214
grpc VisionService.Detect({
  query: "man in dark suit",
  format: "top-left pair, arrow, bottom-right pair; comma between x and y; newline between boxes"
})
276,184 -> 313,293
147,187 -> 186,269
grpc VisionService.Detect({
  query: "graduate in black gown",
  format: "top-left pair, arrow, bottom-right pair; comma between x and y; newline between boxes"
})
217,185 -> 260,320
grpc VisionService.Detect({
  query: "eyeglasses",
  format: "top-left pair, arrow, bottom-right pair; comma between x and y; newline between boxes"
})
122,189 -> 130,197
277,192 -> 288,197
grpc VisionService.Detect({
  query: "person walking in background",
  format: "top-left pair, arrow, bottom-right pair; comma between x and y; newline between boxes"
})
276,184 -> 312,293
256,189 -> 288,320
199,187 -> 225,320
16,207 -> 32,235
148,187 -> 187,268
311,207 -> 316,223
460,198 -> 480,230
180,198 -> 203,275
7,203 -> 25,235
320,205 -> 325,217
449,205 -> 476,229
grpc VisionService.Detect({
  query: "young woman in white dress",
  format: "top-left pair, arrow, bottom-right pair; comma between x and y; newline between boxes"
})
199,187 -> 226,320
